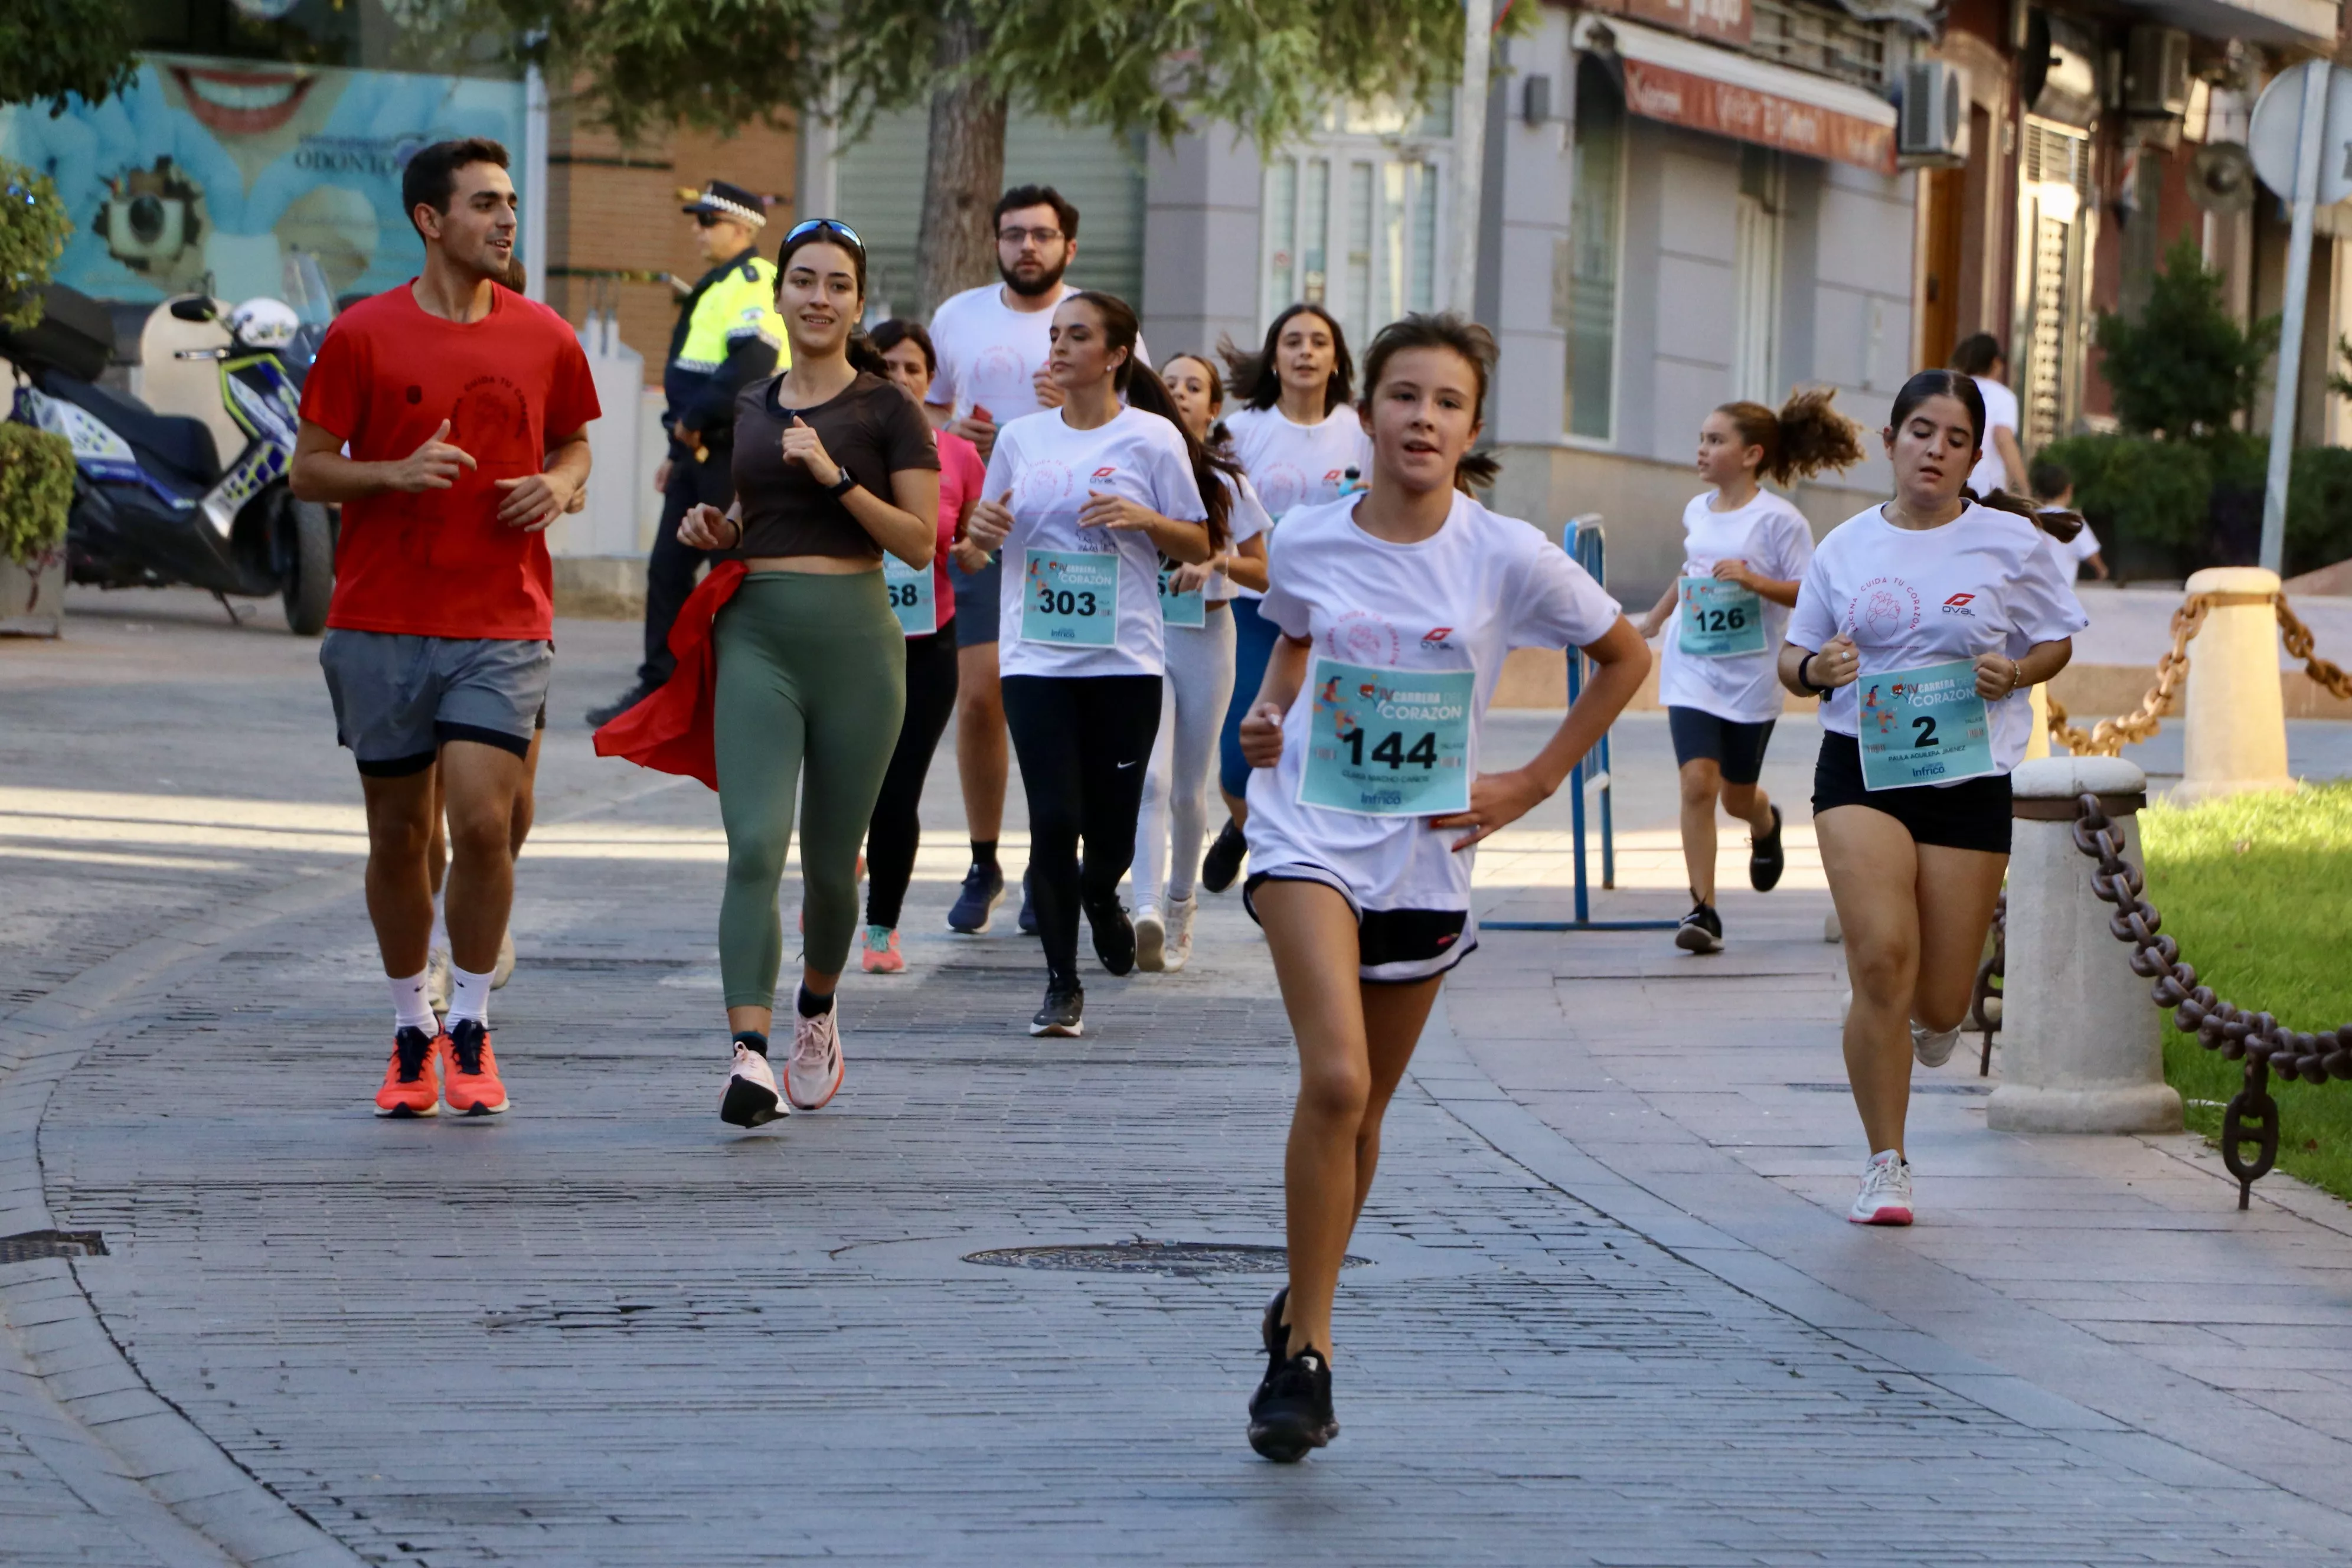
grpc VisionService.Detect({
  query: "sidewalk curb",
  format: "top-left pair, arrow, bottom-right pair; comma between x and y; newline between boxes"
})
1409,998 -> 2352,1556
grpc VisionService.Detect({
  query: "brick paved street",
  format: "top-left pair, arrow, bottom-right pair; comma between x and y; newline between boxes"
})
6,592 -> 2352,1564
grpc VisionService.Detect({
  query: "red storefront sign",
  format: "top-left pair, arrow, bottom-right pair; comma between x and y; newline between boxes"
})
1587,0 -> 1752,46
1620,57 -> 1896,175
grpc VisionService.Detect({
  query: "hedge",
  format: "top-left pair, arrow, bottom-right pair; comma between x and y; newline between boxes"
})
2034,433 -> 2352,579
0,419 -> 72,564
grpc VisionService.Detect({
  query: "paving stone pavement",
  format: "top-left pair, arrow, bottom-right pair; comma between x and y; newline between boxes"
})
5,592 -> 2351,1564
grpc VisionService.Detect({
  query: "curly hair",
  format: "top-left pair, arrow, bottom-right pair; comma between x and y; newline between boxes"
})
1714,388 -> 1865,487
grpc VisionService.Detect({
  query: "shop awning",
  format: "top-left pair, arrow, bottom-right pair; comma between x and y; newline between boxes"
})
1573,15 -> 1899,178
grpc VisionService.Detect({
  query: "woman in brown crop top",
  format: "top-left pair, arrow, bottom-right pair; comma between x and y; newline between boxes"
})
676,220 -> 940,1131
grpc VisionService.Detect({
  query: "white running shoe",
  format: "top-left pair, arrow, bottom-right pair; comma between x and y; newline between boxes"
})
1911,1019 -> 1961,1069
787,1007 -> 845,1110
1162,893 -> 1195,974
1848,1151 -> 1914,1226
719,1043 -> 786,1127
1134,904 -> 1167,972
424,947 -> 452,1016
491,929 -> 517,989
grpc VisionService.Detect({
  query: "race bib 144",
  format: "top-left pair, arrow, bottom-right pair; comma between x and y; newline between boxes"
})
1298,656 -> 1475,816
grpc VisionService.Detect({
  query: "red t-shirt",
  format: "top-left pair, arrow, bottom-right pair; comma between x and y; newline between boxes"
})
300,284 -> 600,640
933,426 -> 985,618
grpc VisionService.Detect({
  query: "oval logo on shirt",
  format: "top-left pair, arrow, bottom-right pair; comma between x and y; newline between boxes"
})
1016,459 -> 1077,511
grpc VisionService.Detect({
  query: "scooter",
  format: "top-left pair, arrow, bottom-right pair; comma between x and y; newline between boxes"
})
5,277 -> 336,634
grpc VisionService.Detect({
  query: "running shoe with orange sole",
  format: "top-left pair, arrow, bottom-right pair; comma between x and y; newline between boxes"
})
440,1018 -> 511,1115
374,1025 -> 443,1118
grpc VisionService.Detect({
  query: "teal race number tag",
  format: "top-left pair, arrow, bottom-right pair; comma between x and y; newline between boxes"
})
884,554 -> 936,638
1857,658 -> 1995,790
1020,548 -> 1119,647
1158,565 -> 1206,628
1298,656 -> 1475,816
1677,577 -> 1766,657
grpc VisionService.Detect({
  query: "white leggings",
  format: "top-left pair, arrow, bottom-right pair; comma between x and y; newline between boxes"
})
1132,607 -> 1237,908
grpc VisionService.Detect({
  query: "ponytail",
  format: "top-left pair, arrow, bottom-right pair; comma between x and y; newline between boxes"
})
1122,357 -> 1237,552
1965,485 -> 2085,544
845,327 -> 890,380
1716,388 -> 1864,486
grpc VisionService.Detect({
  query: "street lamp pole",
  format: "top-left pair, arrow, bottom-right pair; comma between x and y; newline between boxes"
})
1449,0 -> 1494,315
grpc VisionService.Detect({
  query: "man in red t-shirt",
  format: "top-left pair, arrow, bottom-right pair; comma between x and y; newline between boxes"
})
292,137 -> 599,1120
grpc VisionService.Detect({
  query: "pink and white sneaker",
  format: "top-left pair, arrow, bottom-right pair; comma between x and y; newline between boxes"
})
1847,1150 -> 1914,1225
860,925 -> 906,974
720,1041 -> 786,1128
787,1005 -> 845,1110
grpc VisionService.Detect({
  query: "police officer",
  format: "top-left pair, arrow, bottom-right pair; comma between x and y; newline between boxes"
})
589,179 -> 786,724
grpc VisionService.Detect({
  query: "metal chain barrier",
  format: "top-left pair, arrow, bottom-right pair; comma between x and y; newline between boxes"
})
2046,590 -> 2351,756
2063,790 -> 2348,1208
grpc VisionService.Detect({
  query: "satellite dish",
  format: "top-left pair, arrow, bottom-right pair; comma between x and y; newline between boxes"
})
2190,142 -> 2258,213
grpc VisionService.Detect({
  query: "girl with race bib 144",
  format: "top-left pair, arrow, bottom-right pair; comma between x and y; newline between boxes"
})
1635,391 -> 1862,953
1235,313 -> 1647,1462
963,292 -> 1227,1038
1779,368 -> 2086,1227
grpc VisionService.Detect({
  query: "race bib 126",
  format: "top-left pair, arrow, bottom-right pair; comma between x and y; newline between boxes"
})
1158,565 -> 1206,628
1677,577 -> 1766,657
1298,656 -> 1475,816
884,554 -> 936,638
1020,548 -> 1118,647
1857,658 -> 1995,790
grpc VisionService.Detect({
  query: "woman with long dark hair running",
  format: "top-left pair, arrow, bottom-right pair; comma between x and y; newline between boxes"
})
963,292 -> 1226,1035
1236,313 -> 1647,1461
1779,368 -> 2085,1225
674,221 -> 941,1126
1130,353 -> 1272,971
854,318 -> 986,974
1203,303 -> 1370,894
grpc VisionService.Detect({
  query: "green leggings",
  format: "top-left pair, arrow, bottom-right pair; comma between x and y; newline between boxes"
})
714,571 -> 906,1008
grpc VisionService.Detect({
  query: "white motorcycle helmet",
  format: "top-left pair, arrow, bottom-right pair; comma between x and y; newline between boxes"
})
226,297 -> 300,351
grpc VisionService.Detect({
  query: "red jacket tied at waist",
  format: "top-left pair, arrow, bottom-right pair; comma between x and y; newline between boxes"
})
591,560 -> 747,790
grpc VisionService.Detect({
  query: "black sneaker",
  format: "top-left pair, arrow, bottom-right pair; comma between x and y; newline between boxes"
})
1749,805 -> 1786,893
585,680 -> 658,729
1017,869 -> 1038,936
1030,977 -> 1084,1037
1084,892 -> 1136,976
1674,900 -> 1724,954
948,862 -> 1005,933
1248,1345 -> 1338,1463
1201,819 -> 1247,894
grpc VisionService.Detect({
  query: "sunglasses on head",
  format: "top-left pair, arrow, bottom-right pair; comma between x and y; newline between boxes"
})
783,217 -> 864,250
693,210 -> 728,228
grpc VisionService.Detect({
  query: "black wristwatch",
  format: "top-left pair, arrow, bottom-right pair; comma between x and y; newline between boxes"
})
825,472 -> 857,499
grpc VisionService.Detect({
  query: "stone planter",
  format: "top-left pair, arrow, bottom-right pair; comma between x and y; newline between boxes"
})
0,548 -> 64,637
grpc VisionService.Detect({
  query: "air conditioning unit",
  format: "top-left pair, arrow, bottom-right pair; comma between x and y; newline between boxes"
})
2125,27 -> 2191,120
1899,60 -> 1969,167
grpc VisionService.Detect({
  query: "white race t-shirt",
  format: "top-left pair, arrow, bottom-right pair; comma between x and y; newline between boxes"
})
1657,489 -> 1815,724
1968,377 -> 2020,496
1203,472 -> 1273,605
925,282 -> 1150,424
1245,493 -> 1622,925
983,404 -> 1208,679
2059,520 -> 2102,574
1788,502 -> 2089,775
1222,405 -> 1373,601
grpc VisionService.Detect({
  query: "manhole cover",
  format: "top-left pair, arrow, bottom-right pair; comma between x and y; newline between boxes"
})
1786,1082 -> 1990,1096
0,1230 -> 107,1263
963,1240 -> 1367,1278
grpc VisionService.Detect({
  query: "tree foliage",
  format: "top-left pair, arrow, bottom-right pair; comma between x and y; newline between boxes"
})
2092,236 -> 2278,444
489,0 -> 1485,151
0,161 -> 73,330
0,0 -> 139,116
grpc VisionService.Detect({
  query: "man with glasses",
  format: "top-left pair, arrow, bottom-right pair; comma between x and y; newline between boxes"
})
924,184 -> 1147,936
589,179 -> 786,725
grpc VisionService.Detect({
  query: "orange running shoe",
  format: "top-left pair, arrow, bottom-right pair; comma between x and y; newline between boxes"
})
374,1025 -> 443,1118
440,1018 -> 510,1115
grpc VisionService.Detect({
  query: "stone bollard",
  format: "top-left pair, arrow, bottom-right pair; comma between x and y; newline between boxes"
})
2178,566 -> 2294,803
1987,756 -> 2184,1134
2024,683 -> 2052,762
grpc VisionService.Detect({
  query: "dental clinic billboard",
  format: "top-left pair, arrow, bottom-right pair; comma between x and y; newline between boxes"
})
0,55 -> 525,305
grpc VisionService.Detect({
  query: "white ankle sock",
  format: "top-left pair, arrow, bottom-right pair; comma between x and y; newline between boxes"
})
389,971 -> 437,1034
447,963 -> 494,1025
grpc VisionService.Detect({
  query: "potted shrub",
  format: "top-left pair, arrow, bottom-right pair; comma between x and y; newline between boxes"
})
1,161 -> 73,635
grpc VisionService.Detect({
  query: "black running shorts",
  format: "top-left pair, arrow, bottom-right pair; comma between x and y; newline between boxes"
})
1667,706 -> 1776,786
1811,731 -> 2011,854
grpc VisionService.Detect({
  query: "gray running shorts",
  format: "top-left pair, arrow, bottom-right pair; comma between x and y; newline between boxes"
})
319,630 -> 554,777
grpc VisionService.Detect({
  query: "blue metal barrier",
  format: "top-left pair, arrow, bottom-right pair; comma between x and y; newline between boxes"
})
1484,514 -> 1678,934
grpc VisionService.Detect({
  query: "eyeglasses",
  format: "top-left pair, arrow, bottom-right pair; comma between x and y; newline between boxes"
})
998,226 -> 1064,247
783,217 -> 864,250
692,211 -> 727,229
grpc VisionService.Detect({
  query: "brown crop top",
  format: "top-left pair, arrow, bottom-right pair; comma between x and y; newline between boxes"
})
726,370 -> 939,560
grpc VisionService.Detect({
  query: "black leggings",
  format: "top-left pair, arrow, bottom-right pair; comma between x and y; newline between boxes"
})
864,629 -> 962,929
1002,673 -> 1164,980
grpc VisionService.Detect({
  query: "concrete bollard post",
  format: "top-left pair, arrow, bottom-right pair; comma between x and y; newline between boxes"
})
1987,756 -> 2184,1134
2178,566 -> 2294,803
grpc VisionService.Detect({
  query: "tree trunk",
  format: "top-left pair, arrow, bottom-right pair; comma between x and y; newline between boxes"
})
914,9 -> 1008,319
